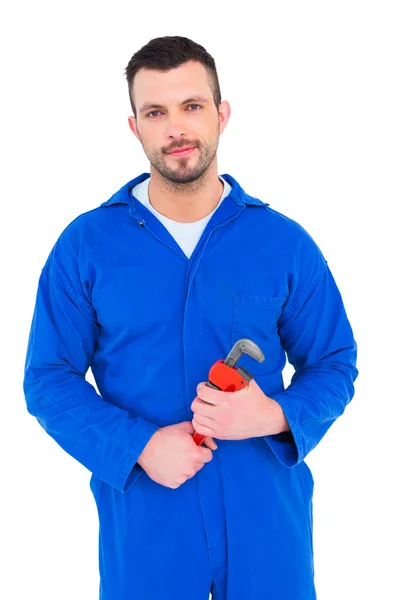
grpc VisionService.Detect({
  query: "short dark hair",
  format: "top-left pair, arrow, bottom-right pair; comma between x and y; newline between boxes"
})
124,36 -> 221,118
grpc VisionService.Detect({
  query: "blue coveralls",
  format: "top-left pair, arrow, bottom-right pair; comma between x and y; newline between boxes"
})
23,172 -> 358,599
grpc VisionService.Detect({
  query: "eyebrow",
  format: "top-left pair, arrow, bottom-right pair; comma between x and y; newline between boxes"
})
139,95 -> 210,114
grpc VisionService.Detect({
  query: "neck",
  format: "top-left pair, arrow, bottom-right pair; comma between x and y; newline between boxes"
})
147,165 -> 224,223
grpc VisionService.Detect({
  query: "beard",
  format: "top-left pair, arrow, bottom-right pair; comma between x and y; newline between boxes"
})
139,128 -> 220,186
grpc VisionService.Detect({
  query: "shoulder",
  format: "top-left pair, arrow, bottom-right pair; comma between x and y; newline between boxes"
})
43,207 -> 103,266
254,202 -> 328,265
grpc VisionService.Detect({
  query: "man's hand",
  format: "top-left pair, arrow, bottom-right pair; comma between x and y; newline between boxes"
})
191,378 -> 290,440
137,421 -> 218,489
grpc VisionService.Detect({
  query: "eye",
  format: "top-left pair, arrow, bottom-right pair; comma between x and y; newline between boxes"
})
145,104 -> 202,118
146,111 -> 161,118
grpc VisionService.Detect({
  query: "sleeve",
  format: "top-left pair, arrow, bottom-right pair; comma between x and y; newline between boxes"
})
264,237 -> 359,467
23,236 -> 160,493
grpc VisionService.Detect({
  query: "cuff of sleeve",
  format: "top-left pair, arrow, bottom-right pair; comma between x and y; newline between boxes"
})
263,391 -> 304,467
116,417 -> 160,493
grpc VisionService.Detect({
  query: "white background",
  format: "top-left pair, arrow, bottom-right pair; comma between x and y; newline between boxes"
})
1,1 -> 399,598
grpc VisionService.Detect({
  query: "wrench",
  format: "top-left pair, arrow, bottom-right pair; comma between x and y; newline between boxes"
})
192,338 -> 265,446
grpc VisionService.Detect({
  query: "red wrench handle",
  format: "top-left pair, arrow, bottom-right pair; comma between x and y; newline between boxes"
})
192,360 -> 250,446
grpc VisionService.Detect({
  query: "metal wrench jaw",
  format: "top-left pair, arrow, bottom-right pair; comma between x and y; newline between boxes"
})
224,338 -> 265,368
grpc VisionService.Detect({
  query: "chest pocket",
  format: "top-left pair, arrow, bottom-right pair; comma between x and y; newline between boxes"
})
231,294 -> 287,376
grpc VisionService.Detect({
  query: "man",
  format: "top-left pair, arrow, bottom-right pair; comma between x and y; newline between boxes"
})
23,35 -> 358,600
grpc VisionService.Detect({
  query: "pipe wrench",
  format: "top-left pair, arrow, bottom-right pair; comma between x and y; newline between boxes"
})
192,338 -> 265,446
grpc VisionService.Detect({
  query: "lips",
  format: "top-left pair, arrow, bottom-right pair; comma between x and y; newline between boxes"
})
168,146 -> 195,155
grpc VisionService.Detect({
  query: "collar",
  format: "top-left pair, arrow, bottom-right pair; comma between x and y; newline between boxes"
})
100,172 -> 269,208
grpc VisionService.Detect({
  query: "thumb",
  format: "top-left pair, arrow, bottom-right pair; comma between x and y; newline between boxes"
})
174,421 -> 195,434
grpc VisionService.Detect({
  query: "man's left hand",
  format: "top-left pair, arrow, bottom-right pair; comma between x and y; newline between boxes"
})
191,378 -> 290,441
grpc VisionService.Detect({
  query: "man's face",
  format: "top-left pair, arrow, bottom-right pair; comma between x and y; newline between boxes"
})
128,60 -> 229,184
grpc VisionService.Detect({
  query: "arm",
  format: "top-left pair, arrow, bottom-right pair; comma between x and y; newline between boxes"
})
264,245 -> 358,467
23,235 -> 160,493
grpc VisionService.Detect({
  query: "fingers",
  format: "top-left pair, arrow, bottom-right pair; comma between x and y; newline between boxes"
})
200,448 -> 213,463
204,436 -> 218,450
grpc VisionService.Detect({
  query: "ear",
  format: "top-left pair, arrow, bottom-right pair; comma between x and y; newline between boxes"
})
218,100 -> 231,135
127,116 -> 140,141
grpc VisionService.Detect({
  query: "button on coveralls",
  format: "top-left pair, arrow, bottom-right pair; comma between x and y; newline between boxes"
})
23,172 -> 358,599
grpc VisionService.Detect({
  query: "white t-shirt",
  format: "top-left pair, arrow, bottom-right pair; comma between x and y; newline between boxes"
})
131,175 -> 233,259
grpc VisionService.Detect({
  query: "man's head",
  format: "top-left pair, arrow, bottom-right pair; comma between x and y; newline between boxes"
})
125,36 -> 230,184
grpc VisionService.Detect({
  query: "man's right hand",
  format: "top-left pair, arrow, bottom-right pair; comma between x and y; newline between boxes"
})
136,421 -> 218,489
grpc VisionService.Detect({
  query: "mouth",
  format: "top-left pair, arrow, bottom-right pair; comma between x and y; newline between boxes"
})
167,147 -> 196,157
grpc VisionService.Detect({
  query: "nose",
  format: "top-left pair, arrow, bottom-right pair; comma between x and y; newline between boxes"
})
164,111 -> 189,139
167,126 -> 188,139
